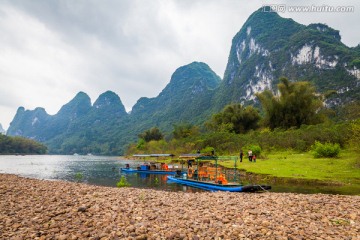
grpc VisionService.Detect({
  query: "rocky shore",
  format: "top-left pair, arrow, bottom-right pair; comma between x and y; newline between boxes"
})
0,174 -> 359,239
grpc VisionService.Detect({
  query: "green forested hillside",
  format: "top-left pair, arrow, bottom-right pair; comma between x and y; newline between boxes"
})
130,62 -> 221,130
0,134 -> 47,154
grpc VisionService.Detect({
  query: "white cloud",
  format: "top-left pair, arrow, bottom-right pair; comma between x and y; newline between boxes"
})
0,4 -> 86,125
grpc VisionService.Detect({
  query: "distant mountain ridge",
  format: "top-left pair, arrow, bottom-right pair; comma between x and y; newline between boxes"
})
7,8 -> 360,155
7,62 -> 220,154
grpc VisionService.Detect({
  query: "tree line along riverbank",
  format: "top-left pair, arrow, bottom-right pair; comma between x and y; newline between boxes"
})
0,134 -> 47,155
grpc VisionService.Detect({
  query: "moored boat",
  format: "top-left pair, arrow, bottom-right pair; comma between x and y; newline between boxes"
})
167,176 -> 271,192
167,154 -> 271,192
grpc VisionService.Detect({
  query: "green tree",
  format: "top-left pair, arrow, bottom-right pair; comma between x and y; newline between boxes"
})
350,119 -> 360,151
172,123 -> 199,139
256,77 -> 323,129
206,104 -> 260,134
138,127 -> 164,142
349,58 -> 360,68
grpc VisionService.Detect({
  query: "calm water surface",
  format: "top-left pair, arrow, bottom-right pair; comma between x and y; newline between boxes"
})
0,155 -> 358,195
0,155 -> 201,192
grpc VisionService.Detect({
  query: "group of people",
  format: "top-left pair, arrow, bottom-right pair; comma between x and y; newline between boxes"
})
239,150 -> 256,162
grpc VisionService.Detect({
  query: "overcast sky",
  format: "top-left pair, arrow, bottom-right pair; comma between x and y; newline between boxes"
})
0,0 -> 359,130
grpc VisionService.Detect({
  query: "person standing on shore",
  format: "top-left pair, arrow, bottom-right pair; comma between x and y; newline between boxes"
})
248,149 -> 253,162
239,150 -> 244,162
252,154 -> 256,162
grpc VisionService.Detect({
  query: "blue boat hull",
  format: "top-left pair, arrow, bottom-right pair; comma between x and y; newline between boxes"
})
121,168 -> 179,175
167,176 -> 271,192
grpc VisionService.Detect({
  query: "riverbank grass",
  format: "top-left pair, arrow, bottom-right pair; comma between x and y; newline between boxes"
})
228,150 -> 360,186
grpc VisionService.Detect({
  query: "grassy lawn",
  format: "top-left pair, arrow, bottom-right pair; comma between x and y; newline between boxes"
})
223,150 -> 360,186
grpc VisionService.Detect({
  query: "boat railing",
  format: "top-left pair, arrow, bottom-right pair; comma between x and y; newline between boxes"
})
191,155 -> 240,183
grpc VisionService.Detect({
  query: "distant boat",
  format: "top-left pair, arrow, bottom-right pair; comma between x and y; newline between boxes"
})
121,153 -> 183,175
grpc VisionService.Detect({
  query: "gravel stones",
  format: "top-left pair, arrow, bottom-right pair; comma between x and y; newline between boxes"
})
0,174 -> 359,239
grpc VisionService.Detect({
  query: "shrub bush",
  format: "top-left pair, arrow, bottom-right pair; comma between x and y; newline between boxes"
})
295,139 -> 307,152
350,119 -> 360,151
74,172 -> 83,182
311,141 -> 340,158
116,176 -> 130,188
245,145 -> 262,157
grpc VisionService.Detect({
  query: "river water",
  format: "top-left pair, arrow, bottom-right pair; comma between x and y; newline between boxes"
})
0,155 -> 200,192
0,155 -> 358,195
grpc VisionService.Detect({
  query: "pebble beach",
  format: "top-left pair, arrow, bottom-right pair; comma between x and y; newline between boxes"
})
0,174 -> 359,240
